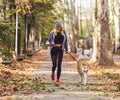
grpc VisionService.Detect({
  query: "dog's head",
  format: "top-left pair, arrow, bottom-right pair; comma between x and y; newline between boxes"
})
82,67 -> 89,73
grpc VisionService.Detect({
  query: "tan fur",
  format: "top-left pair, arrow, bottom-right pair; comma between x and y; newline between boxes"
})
77,59 -> 88,85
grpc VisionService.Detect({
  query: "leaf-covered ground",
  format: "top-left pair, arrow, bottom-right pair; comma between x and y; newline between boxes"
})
0,50 -> 120,100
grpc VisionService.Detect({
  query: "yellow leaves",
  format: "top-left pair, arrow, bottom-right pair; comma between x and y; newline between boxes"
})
1,51 -> 52,96
16,9 -> 22,12
15,0 -> 32,14
116,81 -> 120,91
0,65 -> 45,96
33,0 -> 42,2
6,8 -> 22,17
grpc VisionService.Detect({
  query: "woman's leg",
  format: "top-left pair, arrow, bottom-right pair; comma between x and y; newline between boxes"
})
57,50 -> 63,80
51,48 -> 57,74
51,55 -> 57,73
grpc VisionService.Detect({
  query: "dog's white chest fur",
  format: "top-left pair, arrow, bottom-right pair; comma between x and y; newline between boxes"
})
77,61 -> 88,86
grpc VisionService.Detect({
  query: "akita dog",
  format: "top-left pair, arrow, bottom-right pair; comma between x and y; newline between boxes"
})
77,58 -> 89,86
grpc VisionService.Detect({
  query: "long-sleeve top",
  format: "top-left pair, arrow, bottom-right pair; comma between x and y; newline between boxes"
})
46,29 -> 68,51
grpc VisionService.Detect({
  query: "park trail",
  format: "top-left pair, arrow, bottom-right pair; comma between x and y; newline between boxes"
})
0,49 -> 120,100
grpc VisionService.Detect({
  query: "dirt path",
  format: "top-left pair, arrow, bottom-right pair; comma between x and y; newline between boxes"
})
0,50 -> 119,100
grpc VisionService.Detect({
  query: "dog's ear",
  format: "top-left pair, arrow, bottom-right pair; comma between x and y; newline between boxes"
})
83,63 -> 85,66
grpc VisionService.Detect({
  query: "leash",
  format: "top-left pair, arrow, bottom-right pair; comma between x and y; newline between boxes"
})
63,49 -> 77,61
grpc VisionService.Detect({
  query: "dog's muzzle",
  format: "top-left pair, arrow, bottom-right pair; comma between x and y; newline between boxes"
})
82,67 -> 88,73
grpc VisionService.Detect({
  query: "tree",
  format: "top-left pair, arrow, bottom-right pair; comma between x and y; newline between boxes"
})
92,0 -> 114,66
58,0 -> 79,53
114,0 -> 120,53
71,0 -> 79,53
0,0 -> 15,58
91,0 -> 99,62
0,0 -> 57,58
98,0 -> 114,65
16,0 -> 57,53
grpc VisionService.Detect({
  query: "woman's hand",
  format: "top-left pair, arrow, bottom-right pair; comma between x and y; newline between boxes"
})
46,42 -> 62,47
54,44 -> 62,47
46,43 -> 55,47
46,44 -> 51,46
46,41 -> 51,46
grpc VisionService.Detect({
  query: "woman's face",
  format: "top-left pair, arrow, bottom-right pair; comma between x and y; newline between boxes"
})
56,26 -> 62,32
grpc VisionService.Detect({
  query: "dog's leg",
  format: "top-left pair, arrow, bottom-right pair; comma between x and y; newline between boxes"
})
81,74 -> 84,85
83,72 -> 87,85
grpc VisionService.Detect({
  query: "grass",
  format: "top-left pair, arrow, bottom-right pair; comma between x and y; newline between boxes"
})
54,82 -> 60,87
116,80 -> 120,91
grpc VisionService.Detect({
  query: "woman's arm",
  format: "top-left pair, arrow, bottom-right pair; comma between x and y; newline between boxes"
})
65,38 -> 68,51
46,31 -> 53,46
63,30 -> 68,51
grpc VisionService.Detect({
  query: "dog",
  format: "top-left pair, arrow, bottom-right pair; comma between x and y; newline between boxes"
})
77,58 -> 89,86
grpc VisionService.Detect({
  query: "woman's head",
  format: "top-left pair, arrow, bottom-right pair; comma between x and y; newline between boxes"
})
55,20 -> 62,32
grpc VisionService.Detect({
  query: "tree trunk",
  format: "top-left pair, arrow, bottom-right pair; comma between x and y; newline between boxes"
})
15,12 -> 18,56
38,34 -> 42,47
80,0 -> 83,38
109,0 -> 115,53
18,24 -> 21,55
70,0 -> 79,53
114,0 -> 119,53
85,1 -> 91,49
29,27 -> 37,52
67,0 -> 72,52
91,0 -> 100,62
23,14 -> 31,53
23,15 -> 28,53
98,0 -> 114,65
91,0 -> 114,66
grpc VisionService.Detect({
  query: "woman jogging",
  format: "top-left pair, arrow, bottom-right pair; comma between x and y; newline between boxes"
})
46,20 -> 68,83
